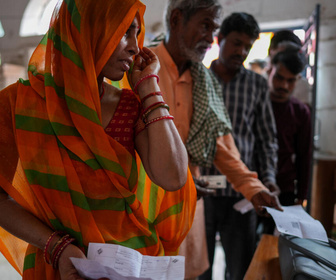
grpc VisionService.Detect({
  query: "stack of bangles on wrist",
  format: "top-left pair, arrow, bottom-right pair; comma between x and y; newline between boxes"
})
141,97 -> 174,127
43,231 -> 76,269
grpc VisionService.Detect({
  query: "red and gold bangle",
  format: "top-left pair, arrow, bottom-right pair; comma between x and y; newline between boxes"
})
142,101 -> 165,114
49,234 -> 70,263
133,74 -> 159,94
145,115 -> 174,128
43,231 -> 62,264
51,235 -> 75,269
142,104 -> 170,123
141,91 -> 162,104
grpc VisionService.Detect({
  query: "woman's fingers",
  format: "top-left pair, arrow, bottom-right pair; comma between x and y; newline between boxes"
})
58,244 -> 87,280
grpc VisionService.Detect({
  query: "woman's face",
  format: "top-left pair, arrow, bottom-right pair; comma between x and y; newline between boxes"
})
100,16 -> 141,81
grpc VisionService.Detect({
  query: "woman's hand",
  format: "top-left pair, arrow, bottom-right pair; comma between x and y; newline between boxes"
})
58,244 -> 86,280
58,244 -> 109,280
131,47 -> 160,87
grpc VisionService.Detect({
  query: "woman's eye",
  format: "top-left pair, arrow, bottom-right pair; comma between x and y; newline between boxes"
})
124,29 -> 131,38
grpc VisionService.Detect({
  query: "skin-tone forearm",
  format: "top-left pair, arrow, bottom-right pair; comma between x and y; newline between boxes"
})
0,189 -> 89,280
133,47 -> 188,191
0,190 -> 52,251
135,78 -> 188,191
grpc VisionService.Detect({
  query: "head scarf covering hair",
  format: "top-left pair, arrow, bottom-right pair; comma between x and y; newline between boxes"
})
0,0 -> 196,278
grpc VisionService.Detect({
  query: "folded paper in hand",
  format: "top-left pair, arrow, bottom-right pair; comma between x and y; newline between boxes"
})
233,198 -> 254,214
200,175 -> 226,189
70,243 -> 185,280
265,205 -> 328,242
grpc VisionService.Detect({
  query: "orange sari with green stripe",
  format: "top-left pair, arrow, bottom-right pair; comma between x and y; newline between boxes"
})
0,0 -> 196,279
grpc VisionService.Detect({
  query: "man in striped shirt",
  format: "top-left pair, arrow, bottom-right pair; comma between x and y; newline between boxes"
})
200,13 -> 279,280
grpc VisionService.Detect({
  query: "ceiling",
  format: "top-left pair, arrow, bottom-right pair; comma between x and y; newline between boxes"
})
0,0 -> 333,66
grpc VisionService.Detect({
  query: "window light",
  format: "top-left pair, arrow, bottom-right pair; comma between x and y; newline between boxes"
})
19,0 -> 58,37
0,21 -> 4,38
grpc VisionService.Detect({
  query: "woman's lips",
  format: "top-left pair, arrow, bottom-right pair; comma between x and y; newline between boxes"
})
120,60 -> 131,71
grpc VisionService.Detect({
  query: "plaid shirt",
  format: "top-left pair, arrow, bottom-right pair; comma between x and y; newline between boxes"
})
186,62 -> 232,167
202,66 -> 278,197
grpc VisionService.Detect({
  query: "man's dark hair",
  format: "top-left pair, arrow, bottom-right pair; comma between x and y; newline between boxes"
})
269,29 -> 302,51
219,12 -> 260,39
272,48 -> 306,75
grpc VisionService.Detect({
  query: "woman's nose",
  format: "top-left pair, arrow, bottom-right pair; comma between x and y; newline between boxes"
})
128,35 -> 140,56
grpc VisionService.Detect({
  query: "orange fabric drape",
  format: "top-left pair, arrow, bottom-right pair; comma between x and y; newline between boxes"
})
0,0 -> 196,279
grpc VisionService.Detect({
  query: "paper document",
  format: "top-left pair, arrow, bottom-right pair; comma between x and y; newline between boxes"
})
200,175 -> 227,189
70,243 -> 185,280
233,198 -> 254,214
265,205 -> 328,242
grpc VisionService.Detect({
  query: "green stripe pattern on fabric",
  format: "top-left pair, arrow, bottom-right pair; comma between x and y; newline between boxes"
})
137,163 -> 159,223
95,155 -> 126,177
48,28 -> 83,70
40,33 -> 48,45
16,115 -> 53,134
148,184 -> 159,222
15,115 -> 81,137
65,146 -> 102,170
128,158 -> 138,191
154,202 -> 183,225
27,65 -> 40,77
72,190 -> 126,211
107,222 -> 158,250
25,169 -> 69,192
23,253 -> 36,272
44,73 -> 65,99
49,219 -> 85,248
136,164 -> 147,203
64,0 -> 81,32
18,78 -> 31,86
64,95 -> 101,125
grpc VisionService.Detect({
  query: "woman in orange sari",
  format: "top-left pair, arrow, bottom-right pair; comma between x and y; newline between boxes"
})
0,0 -> 196,279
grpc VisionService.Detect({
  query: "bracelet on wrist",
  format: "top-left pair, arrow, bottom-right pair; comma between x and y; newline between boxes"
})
142,101 -> 165,115
141,91 -> 162,104
142,103 -> 170,123
43,231 -> 76,269
43,231 -> 62,264
145,115 -> 174,128
51,235 -> 75,269
133,74 -> 159,94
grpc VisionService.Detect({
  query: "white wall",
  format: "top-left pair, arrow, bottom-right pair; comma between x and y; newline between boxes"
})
315,18 -> 336,158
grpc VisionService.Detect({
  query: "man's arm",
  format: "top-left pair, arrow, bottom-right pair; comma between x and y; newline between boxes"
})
213,134 -> 282,214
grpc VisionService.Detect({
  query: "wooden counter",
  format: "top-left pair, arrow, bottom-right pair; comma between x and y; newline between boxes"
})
244,234 -> 282,280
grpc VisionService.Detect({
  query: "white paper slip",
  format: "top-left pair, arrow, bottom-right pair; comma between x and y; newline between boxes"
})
233,198 -> 254,214
265,205 -> 328,242
200,175 -> 227,189
71,243 -> 185,280
70,258 -> 151,280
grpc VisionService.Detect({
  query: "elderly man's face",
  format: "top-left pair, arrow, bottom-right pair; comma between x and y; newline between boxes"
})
175,7 -> 220,62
